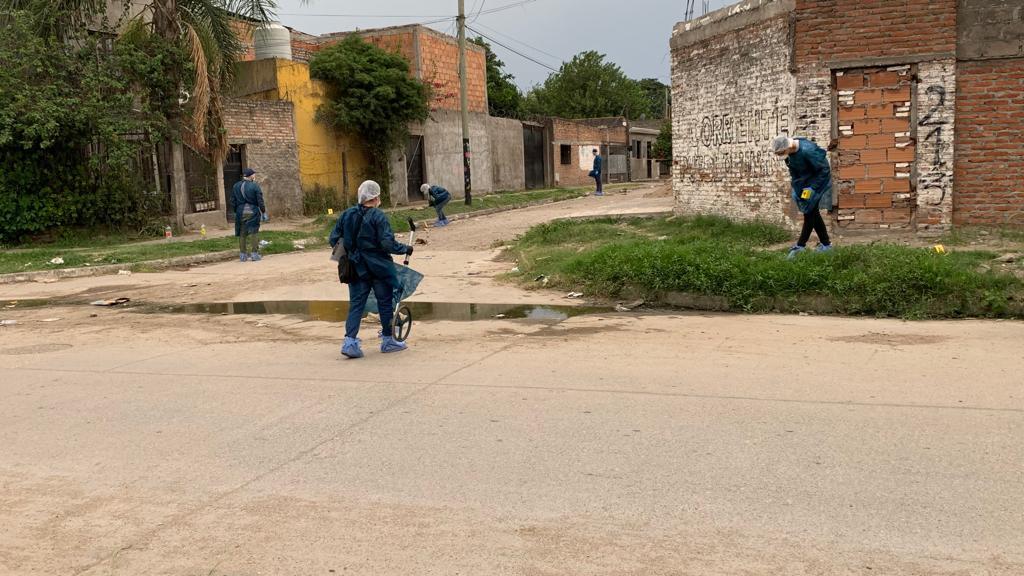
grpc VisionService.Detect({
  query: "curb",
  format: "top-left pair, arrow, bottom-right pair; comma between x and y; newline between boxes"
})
0,251 -> 240,285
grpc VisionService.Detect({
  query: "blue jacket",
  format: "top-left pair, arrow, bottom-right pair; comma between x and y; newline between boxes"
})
231,180 -> 266,235
427,185 -> 450,206
329,205 -> 410,283
785,138 -> 833,214
592,154 -> 603,175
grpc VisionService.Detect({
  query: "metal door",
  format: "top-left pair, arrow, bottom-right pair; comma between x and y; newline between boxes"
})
406,136 -> 425,201
523,124 -> 546,189
222,144 -> 244,221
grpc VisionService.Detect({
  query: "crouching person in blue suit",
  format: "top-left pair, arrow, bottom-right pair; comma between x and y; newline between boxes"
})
772,135 -> 834,259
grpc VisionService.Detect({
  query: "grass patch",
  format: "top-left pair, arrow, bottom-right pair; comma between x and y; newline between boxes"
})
0,231 -> 320,275
509,215 -> 1024,319
939,225 -> 1024,247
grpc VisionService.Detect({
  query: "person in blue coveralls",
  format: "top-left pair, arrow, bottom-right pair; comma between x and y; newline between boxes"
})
772,135 -> 834,259
420,183 -> 451,227
589,148 -> 603,196
329,180 -> 414,359
230,168 -> 268,262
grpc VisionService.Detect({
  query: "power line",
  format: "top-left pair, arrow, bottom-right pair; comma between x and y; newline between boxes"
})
276,1 -> 536,21
472,21 -> 561,62
470,0 -> 487,23
466,24 -> 559,73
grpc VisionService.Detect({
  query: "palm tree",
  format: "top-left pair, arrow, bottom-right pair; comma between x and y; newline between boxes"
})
1,0 -> 279,222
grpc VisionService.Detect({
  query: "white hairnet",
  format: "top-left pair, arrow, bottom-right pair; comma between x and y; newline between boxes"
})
358,180 -> 381,204
420,183 -> 430,195
772,135 -> 793,154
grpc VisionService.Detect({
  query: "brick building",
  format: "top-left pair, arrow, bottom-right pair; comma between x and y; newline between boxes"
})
670,0 -> 1024,230
231,23 -> 523,203
546,118 -> 630,188
221,98 -> 303,218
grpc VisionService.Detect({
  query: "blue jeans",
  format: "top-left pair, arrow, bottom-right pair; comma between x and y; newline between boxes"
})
346,276 -> 395,338
434,196 -> 450,221
593,174 -> 602,193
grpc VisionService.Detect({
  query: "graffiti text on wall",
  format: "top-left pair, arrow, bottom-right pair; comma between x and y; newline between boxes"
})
918,85 -> 952,206
695,106 -> 792,150
678,150 -> 783,179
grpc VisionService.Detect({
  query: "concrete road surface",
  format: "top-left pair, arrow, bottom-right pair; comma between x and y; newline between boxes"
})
1,185 -> 1022,575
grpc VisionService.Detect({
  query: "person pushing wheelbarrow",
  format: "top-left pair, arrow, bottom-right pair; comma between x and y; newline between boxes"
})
329,180 -> 415,359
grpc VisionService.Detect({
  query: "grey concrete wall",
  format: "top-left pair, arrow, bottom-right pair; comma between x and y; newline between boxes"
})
389,111 -> 527,205
487,116 -> 526,191
420,110 -> 492,200
958,0 -> 1024,61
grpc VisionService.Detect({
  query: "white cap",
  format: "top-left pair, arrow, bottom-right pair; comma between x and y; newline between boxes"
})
358,180 -> 381,204
772,135 -> 793,154
420,183 -> 431,195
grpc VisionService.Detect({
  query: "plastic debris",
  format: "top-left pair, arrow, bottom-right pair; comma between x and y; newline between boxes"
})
40,318 -> 62,323
118,270 -> 132,276
259,240 -> 271,247
511,267 -> 520,273
49,257 -> 64,265
0,320 -> 17,326
90,297 -> 130,306
566,292 -> 584,299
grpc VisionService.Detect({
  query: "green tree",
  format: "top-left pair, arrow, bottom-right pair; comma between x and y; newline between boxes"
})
524,51 -> 647,119
470,36 -> 523,119
637,78 -> 670,120
310,34 -> 431,204
2,0 -> 279,224
0,10 -> 184,243
652,120 -> 672,160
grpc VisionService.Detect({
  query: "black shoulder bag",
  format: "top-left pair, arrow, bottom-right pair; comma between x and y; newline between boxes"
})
333,210 -> 366,284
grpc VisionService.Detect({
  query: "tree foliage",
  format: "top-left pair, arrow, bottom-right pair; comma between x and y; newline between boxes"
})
636,78 -> 670,120
652,120 -> 672,160
0,10 -> 187,243
310,35 -> 431,204
524,51 -> 648,120
470,36 -> 523,119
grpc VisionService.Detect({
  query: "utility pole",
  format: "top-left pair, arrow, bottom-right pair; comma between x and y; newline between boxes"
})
457,0 -> 472,205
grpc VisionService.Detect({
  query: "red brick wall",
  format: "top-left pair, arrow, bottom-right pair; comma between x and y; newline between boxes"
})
834,67 -> 916,228
418,32 -> 487,113
794,0 -> 957,66
551,119 -> 627,187
954,57 -> 1024,225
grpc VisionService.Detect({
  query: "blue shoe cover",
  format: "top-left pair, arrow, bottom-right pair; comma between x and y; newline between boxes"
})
341,337 -> 364,359
380,336 -> 408,354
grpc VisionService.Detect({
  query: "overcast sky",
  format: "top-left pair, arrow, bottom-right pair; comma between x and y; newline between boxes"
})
274,0 -> 733,91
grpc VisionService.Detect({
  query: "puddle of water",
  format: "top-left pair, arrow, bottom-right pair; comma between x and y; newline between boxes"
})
146,301 -> 613,323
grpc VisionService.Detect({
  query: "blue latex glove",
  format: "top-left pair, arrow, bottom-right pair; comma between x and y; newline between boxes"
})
261,212 -> 269,222
793,187 -> 821,215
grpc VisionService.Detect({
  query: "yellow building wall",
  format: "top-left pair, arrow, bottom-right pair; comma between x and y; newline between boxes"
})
244,59 -> 370,204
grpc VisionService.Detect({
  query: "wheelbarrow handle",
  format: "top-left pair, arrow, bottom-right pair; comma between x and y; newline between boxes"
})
404,217 -> 417,266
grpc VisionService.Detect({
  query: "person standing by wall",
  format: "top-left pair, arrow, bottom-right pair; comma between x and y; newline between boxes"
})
590,148 -> 604,196
420,183 -> 451,227
230,168 -> 269,262
772,135 -> 833,259
329,180 -> 413,359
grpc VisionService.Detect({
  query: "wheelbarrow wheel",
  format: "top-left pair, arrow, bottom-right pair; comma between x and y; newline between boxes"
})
393,305 -> 413,342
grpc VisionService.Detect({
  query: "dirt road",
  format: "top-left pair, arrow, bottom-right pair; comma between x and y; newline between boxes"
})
2,183 -> 1022,575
